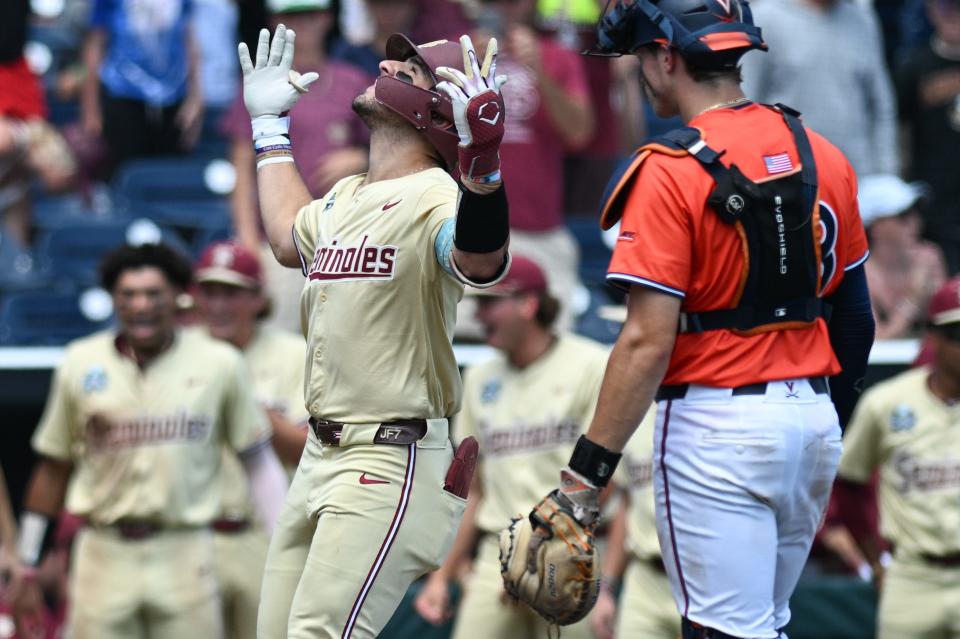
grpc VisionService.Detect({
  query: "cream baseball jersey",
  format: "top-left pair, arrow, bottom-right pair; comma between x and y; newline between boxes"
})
616,407 -> 660,561
456,334 -> 609,533
839,367 -> 960,558
32,330 -> 271,526
293,168 -> 475,422
217,326 -> 308,520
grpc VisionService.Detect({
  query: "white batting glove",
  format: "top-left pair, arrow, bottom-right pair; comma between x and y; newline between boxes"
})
237,25 -> 319,119
435,35 -> 508,183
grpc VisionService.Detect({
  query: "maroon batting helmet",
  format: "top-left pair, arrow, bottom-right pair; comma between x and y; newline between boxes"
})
374,34 -> 464,170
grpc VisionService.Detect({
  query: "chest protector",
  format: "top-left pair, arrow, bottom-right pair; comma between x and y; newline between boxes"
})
600,103 -> 827,335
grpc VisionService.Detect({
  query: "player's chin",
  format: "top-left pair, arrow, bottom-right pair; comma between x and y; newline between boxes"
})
125,326 -> 165,350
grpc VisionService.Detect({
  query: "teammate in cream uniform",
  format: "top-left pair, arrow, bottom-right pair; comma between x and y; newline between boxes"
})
591,409 -> 681,639
8,243 -> 289,639
836,277 -> 960,639
193,240 -> 309,639
414,256 -> 608,639
238,24 -> 511,639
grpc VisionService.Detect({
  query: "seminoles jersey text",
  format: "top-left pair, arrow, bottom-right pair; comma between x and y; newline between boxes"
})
308,235 -> 398,282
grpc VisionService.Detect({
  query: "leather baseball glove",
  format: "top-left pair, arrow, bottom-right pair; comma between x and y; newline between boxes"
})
498,483 -> 601,626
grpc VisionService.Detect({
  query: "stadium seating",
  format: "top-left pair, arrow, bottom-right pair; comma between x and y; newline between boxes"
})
35,219 -> 193,286
0,289 -> 113,345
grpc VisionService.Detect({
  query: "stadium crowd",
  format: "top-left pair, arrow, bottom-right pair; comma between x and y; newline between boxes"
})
0,0 -> 958,637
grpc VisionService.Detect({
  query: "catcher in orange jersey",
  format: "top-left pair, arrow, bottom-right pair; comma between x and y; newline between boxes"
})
501,0 -> 876,637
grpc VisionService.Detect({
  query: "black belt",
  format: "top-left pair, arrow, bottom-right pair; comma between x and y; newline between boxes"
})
309,417 -> 428,446
656,377 -> 829,402
920,552 -> 960,568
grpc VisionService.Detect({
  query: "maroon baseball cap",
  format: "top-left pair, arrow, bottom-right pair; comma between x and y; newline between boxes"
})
195,241 -> 263,290
928,277 -> 960,326
471,255 -> 548,297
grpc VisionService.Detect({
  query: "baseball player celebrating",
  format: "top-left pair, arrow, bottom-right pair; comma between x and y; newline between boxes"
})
413,255 -> 609,639
8,243 -> 289,639
500,1 -> 877,637
193,240 -> 309,639
835,277 -> 960,639
591,409 -> 680,639
238,24 -> 511,639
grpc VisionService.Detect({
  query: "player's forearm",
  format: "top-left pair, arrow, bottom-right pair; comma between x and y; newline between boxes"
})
229,142 -> 262,252
585,301 -> 677,452
80,31 -> 105,116
435,485 -> 481,581
23,459 -> 71,518
257,161 -> 312,268
0,466 -> 18,552
16,459 -> 72,566
537,76 -> 594,150
601,498 -> 630,582
265,409 -> 307,466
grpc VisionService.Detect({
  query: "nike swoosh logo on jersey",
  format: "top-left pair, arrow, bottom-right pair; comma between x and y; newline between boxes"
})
382,199 -> 402,211
359,472 -> 390,485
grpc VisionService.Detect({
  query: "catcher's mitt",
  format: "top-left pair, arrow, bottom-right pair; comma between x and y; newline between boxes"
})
498,490 -> 601,626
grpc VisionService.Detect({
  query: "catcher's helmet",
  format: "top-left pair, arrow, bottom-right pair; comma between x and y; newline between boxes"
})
585,0 -> 767,70
375,34 -> 464,170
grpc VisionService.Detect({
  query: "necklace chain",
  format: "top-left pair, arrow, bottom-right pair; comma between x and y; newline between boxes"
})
696,96 -> 751,117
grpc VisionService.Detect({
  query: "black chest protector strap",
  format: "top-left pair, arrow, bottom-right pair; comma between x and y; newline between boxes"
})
651,104 -> 829,334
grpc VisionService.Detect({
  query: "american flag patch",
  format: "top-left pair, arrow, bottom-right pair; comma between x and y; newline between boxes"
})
763,153 -> 794,174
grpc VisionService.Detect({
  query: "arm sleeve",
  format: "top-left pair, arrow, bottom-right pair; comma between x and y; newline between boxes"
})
240,444 -> 288,533
825,263 -> 875,430
223,356 -> 273,454
427,184 -> 509,287
837,389 -> 882,483
31,357 -> 77,461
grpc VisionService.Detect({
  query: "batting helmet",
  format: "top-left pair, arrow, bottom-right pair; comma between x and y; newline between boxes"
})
585,0 -> 767,70
375,34 -> 464,170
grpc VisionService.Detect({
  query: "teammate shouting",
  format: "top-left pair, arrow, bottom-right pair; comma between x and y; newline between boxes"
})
510,0 -> 875,637
238,25 -> 510,639
9,243 -> 288,639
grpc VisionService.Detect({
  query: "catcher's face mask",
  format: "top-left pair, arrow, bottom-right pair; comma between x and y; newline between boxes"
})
585,0 -> 767,70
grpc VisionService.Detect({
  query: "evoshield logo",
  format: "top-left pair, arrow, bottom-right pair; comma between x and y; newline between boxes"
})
774,195 -> 787,274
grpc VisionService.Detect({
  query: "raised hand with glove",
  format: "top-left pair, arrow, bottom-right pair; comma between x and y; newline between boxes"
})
499,435 -> 622,626
238,25 -> 319,169
434,35 -> 507,187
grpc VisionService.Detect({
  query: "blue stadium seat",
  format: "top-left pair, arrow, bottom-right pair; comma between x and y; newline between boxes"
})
35,219 -> 193,286
32,192 -> 127,230
0,290 -> 113,345
0,233 -> 48,292
138,199 -> 232,231
111,158 -> 234,231
112,157 -> 232,205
